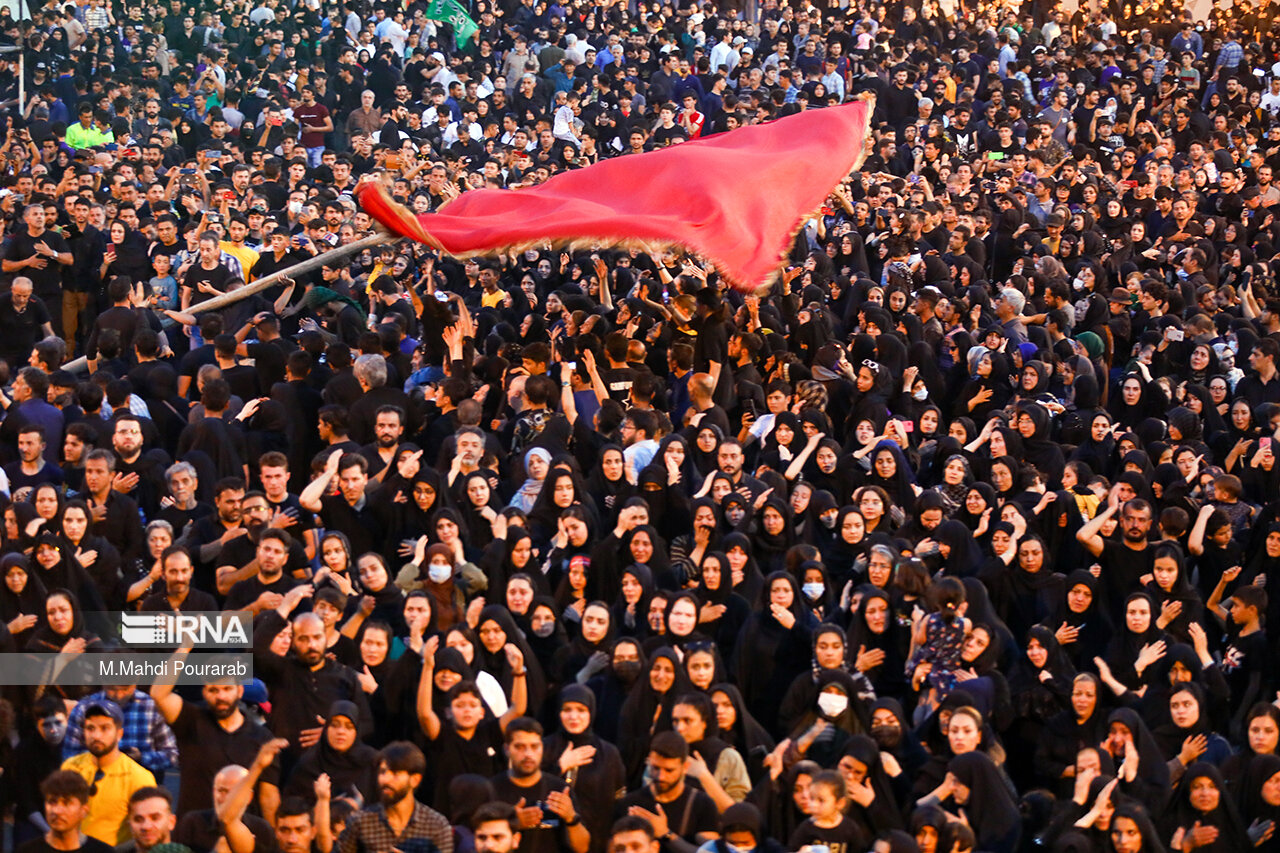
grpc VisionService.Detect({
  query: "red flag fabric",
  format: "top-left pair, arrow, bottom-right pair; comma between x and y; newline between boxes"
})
357,97 -> 875,292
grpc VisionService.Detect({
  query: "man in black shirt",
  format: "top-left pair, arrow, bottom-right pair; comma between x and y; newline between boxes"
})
111,414 -> 170,520
16,770 -> 114,853
1,205 -> 71,334
617,732 -> 719,852
180,232 -> 234,312
251,589 -> 372,755
0,277 -> 54,372
223,527 -> 305,612
139,547 -> 217,613
489,718 -> 589,853
150,654 -> 281,819
82,449 -> 146,564
1077,487 -> 1155,619
301,451 -> 383,558
176,477 -> 247,599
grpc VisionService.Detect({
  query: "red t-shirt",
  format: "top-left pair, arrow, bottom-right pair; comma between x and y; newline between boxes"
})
295,103 -> 330,148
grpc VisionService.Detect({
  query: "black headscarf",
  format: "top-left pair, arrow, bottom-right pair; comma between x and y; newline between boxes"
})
285,699 -> 379,805
948,751 -> 1022,853
1165,763 -> 1248,853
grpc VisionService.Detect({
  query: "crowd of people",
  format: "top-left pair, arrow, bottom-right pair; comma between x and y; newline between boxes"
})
3,0 -> 1280,852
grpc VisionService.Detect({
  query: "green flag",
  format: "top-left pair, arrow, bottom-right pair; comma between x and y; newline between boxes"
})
425,0 -> 479,47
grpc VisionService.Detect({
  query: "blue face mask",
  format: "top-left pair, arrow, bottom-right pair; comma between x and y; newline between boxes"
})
802,581 -> 825,600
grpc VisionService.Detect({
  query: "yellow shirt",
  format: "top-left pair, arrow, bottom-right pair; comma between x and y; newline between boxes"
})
220,242 -> 260,280
62,751 -> 156,845
481,288 -> 505,308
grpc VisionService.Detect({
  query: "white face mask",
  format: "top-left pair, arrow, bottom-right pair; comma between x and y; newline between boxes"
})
817,692 -> 848,718
802,582 -> 825,600
913,388 -> 929,401
428,563 -> 452,584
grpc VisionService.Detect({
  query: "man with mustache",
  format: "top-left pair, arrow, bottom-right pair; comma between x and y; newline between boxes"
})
337,741 -> 453,853
150,652 -> 282,822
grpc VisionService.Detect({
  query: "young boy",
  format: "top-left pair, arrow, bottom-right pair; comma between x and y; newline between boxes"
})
148,252 -> 179,311
417,634 -> 526,813
1207,567 -> 1266,736
312,587 -> 358,667
788,770 -> 867,853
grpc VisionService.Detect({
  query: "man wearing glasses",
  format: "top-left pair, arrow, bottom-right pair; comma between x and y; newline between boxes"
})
60,701 -> 156,846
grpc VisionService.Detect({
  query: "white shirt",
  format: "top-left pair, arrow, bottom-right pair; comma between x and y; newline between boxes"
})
553,104 -> 580,142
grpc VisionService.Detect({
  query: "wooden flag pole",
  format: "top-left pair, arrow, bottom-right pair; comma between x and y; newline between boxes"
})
62,230 -> 392,374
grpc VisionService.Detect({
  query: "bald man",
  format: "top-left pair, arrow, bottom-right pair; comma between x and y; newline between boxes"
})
251,584 -> 372,756
173,764 -> 276,852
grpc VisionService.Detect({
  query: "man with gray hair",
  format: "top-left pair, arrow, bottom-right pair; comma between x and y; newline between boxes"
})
158,460 -> 207,531
174,763 -> 276,852
996,287 -> 1029,346
347,354 -> 416,445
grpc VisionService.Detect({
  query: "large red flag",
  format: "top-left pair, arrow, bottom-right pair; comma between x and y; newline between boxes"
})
357,96 -> 874,292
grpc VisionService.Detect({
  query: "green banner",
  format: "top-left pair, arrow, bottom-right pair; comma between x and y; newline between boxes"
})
425,0 -> 479,46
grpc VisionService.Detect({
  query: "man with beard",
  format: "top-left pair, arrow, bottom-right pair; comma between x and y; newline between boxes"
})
490,718 -> 589,853
12,698 -> 75,847
337,741 -> 453,853
1076,486 -> 1156,619
150,658 -> 281,820
177,476 -> 246,599
360,405 -> 405,482
140,545 -> 217,612
16,770 -> 114,853
110,415 -> 170,520
252,592 -> 372,758
218,497 -> 309,606
616,732 -> 719,848
63,685 -> 178,784
60,702 -> 156,846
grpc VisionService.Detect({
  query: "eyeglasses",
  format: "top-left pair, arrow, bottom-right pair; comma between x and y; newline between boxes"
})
89,769 -> 104,796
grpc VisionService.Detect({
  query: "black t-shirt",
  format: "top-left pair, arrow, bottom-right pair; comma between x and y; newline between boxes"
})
184,261 -> 233,305
788,816 -> 868,853
157,500 -> 215,535
175,809 -> 278,853
169,702 -> 280,815
16,837 -> 115,853
616,785 -> 719,843
148,239 -> 184,264
224,571 -> 304,611
599,367 -> 635,402
222,532 -> 310,579
0,294 -> 51,366
246,337 -> 296,394
430,717 -> 506,811
1100,539 -> 1154,619
267,493 -> 316,540
1223,628 -> 1266,706
178,344 -> 218,397
3,228 -> 70,295
490,773 -> 579,853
